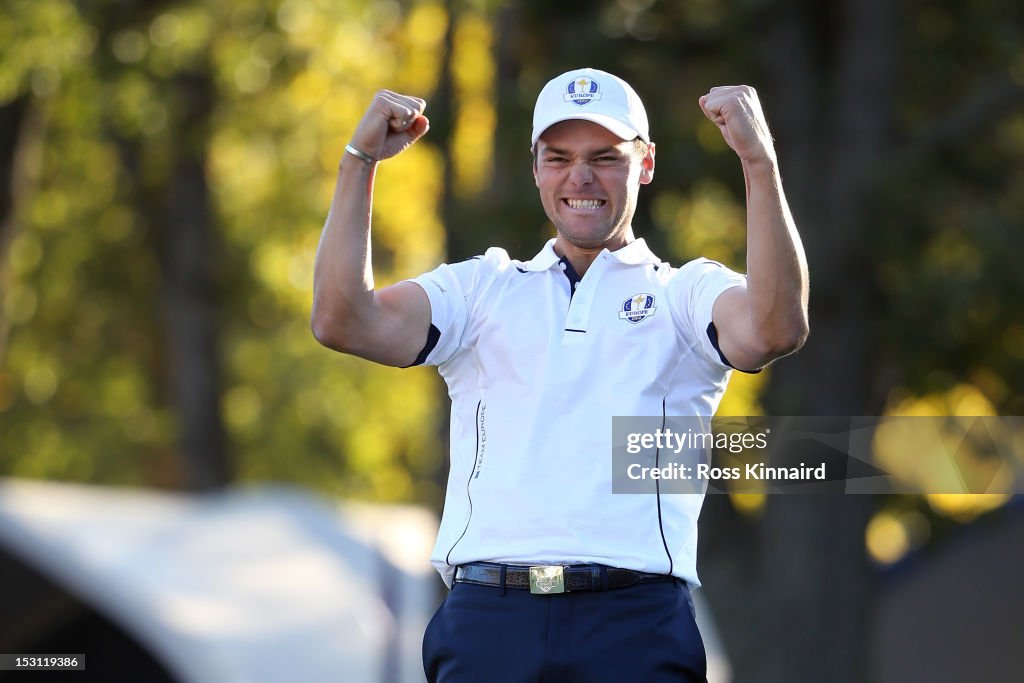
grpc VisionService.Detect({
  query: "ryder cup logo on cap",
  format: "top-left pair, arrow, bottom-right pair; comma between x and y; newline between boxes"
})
532,67 -> 649,146
565,76 -> 602,106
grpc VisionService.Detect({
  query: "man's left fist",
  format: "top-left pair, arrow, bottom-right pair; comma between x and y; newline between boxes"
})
698,86 -> 776,165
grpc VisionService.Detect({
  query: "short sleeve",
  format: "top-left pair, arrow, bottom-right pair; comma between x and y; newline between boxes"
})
406,247 -> 508,366
671,258 -> 748,369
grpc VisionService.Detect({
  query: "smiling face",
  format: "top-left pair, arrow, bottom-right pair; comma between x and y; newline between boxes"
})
533,119 -> 655,254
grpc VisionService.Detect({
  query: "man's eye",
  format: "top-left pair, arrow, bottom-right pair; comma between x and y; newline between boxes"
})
546,157 -> 567,163
595,155 -> 620,162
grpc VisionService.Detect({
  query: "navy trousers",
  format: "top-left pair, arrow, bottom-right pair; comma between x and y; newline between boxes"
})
422,578 -> 707,682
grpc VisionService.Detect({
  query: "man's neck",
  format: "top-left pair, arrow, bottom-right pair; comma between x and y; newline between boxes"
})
553,232 -> 634,277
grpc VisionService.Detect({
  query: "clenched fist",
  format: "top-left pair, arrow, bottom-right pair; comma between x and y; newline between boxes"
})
698,86 -> 776,165
347,90 -> 430,163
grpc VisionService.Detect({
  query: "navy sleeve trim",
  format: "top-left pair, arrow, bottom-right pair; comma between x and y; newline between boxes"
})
405,324 -> 441,367
706,322 -> 762,374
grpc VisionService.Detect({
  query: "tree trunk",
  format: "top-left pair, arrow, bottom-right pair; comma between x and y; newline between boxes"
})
0,95 -> 34,366
154,72 -> 231,491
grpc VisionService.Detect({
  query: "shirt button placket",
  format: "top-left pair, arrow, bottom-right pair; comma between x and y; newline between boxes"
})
563,261 -> 602,344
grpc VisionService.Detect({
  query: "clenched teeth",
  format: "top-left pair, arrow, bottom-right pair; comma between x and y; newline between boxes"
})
565,198 -> 605,210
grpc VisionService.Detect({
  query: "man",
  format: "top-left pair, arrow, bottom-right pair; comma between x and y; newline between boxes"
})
312,67 -> 808,682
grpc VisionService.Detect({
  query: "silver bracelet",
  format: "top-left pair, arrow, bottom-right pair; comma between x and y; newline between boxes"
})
344,143 -> 376,164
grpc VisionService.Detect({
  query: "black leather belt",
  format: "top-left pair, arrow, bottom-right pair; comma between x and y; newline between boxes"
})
454,562 -> 677,594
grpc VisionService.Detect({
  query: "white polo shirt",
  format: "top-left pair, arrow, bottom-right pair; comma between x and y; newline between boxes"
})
409,238 -> 746,588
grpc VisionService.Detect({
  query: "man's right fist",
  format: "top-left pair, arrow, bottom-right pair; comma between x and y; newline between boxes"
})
347,90 -> 429,163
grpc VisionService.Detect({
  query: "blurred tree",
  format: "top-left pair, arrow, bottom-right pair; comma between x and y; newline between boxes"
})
0,0 -> 454,499
0,0 -> 232,489
89,0 -> 230,490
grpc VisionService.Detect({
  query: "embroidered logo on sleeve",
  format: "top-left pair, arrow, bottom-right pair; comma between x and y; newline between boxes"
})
618,293 -> 656,323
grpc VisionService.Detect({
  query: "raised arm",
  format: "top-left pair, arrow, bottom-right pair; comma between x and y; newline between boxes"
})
698,85 -> 810,371
311,90 -> 433,367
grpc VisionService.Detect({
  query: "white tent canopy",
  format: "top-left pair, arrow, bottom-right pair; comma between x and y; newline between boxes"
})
0,479 -> 437,683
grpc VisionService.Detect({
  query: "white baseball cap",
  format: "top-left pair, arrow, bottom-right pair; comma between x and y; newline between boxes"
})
531,67 -> 650,146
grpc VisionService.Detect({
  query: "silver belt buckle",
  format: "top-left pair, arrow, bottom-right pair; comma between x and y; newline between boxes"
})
529,566 -> 565,594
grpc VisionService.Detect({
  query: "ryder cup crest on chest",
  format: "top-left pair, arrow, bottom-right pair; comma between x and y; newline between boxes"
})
619,293 -> 657,324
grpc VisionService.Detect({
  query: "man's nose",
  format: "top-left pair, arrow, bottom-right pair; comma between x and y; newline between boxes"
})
568,161 -> 593,186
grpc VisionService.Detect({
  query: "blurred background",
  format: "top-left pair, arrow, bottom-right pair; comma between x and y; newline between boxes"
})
1,0 -> 1023,681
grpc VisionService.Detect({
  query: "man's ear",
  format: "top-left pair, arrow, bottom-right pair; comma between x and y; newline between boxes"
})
532,153 -> 539,187
640,142 -> 656,185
